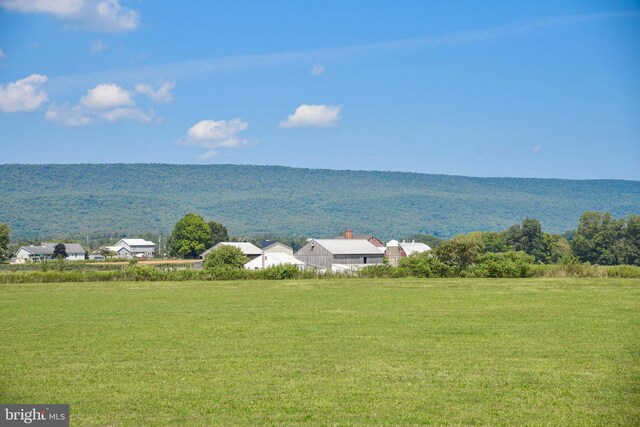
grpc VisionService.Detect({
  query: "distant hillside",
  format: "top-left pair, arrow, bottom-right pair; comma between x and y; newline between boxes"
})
1,164 -> 639,240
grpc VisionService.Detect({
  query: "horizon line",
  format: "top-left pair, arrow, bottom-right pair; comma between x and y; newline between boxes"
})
1,162 -> 638,183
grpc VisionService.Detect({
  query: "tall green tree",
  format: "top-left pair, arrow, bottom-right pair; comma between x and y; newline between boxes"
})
622,214 -> 640,265
505,218 -> 553,263
203,245 -> 248,270
571,211 -> 638,265
208,220 -> 229,247
571,212 -> 622,265
169,213 -> 211,259
0,223 -> 9,262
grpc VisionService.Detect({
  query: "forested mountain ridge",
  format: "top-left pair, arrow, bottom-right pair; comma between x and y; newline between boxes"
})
1,164 -> 638,240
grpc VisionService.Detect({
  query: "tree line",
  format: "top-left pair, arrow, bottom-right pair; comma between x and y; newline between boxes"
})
1,211 -> 638,266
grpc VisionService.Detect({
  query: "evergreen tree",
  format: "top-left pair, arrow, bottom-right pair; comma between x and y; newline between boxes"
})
53,243 -> 67,259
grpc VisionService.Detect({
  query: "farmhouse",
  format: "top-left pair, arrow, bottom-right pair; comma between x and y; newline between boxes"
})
15,243 -> 86,261
201,242 -> 262,261
105,238 -> 155,258
245,251 -> 305,270
295,239 -> 384,271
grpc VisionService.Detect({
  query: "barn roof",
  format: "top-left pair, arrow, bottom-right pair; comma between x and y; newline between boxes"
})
311,239 -> 384,255
118,239 -> 155,246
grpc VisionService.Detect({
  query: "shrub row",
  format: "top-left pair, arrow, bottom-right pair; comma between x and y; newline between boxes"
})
530,263 -> 640,278
1,260 -> 639,284
0,264 -> 337,284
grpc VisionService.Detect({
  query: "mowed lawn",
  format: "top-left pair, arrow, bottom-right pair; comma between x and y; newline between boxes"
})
1,279 -> 639,426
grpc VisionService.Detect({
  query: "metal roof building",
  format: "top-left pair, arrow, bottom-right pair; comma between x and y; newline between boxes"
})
294,239 -> 384,270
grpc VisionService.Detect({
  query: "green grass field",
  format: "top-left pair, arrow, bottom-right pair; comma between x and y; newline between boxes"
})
1,278 -> 639,426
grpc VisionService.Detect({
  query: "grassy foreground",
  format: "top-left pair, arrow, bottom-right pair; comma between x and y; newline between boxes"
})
1,278 -> 639,426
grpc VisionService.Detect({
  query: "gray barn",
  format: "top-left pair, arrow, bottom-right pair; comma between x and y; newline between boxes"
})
294,239 -> 384,270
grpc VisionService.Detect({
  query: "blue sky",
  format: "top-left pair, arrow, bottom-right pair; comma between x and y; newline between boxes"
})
0,0 -> 638,179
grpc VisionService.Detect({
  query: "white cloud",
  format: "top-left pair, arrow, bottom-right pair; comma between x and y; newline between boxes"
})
0,74 -> 48,112
532,144 -> 542,154
0,0 -> 83,16
0,48 -> 6,60
310,64 -> 325,76
0,0 -> 139,32
46,81 -> 160,126
135,82 -> 175,103
80,83 -> 133,109
91,39 -> 108,53
178,119 -> 252,159
181,119 -> 250,148
279,104 -> 341,128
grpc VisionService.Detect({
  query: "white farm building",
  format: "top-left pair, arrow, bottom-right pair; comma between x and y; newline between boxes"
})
104,239 -> 155,258
245,251 -> 305,270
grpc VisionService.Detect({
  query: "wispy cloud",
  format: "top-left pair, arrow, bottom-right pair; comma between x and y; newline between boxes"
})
0,0 -> 140,32
91,39 -> 108,53
310,64 -> 325,76
48,11 -> 639,90
135,82 -> 175,103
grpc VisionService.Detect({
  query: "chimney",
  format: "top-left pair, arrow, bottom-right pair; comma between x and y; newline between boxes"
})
345,228 -> 353,240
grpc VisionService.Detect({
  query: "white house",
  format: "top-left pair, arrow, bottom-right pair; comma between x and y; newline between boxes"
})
245,252 -> 305,270
15,243 -> 86,261
104,238 -> 155,258
201,242 -> 262,261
